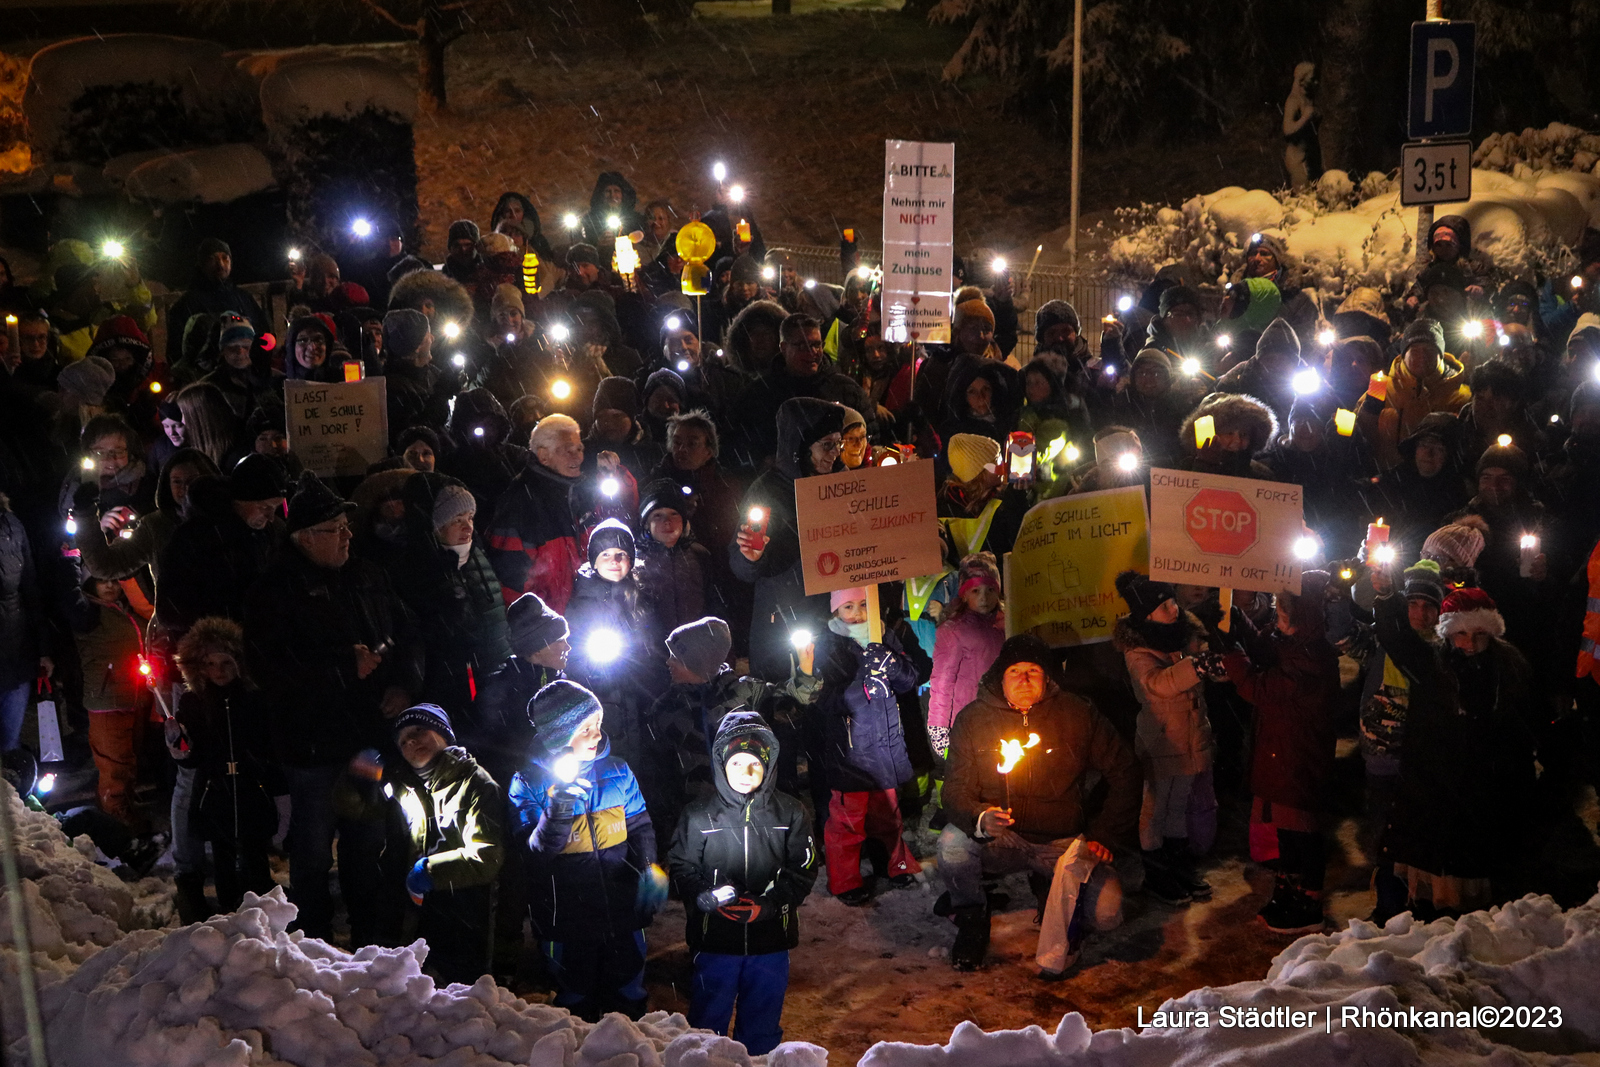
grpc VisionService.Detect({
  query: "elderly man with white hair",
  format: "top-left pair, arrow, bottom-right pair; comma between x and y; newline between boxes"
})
485,413 -> 586,612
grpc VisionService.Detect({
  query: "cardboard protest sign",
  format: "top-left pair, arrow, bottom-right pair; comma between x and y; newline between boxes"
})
1004,485 -> 1149,646
881,140 -> 954,344
285,378 -> 388,478
1148,467 -> 1304,595
795,460 -> 942,596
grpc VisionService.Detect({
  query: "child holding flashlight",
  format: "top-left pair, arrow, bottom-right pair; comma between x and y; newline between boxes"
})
668,711 -> 816,1053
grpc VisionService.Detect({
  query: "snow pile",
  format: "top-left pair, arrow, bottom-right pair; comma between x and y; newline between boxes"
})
257,56 -> 416,132
122,144 -> 276,204
1107,132 -> 1600,297
11,879 -> 828,1067
859,891 -> 1600,1067
0,782 -> 173,1035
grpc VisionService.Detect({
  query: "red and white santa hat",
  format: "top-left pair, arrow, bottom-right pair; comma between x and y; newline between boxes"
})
1435,586 -> 1505,640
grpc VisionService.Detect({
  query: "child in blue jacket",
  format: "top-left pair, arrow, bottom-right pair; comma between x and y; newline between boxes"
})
508,680 -> 668,1021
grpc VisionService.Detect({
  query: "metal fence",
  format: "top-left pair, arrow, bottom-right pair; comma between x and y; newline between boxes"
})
772,244 -> 1127,357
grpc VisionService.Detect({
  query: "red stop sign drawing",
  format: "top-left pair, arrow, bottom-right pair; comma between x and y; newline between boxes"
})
817,551 -> 840,576
1184,488 -> 1258,555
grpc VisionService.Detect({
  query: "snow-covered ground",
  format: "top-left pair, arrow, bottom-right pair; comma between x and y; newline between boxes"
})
1106,122 -> 1600,299
6,778 -> 1600,1067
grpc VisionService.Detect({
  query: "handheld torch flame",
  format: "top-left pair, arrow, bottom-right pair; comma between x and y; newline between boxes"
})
996,733 -> 1041,775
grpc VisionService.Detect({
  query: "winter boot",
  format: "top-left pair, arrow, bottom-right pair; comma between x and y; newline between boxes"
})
950,904 -> 991,971
1258,876 -> 1326,934
836,886 -> 873,907
1165,837 -> 1212,901
1141,849 -> 1192,905
173,871 -> 213,925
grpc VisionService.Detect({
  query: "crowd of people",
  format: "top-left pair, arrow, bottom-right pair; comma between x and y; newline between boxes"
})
4,178 -> 1600,1040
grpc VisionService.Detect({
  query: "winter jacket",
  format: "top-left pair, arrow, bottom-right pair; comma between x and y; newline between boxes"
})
734,364 -> 875,462
942,676 -> 1140,849
438,389 -> 528,517
815,628 -> 919,793
729,398 -> 845,682
78,448 -> 220,592
1381,351 -> 1471,445
1374,592 -> 1538,878
174,680 -> 282,843
156,477 -> 285,639
201,363 -> 284,422
1114,616 -> 1213,779
164,275 -> 268,366
463,657 -> 561,790
387,473 -> 512,712
68,593 -> 145,711
637,538 -> 714,647
243,546 -> 424,767
508,735 -> 656,940
1177,393 -> 1280,480
579,171 -> 643,248
385,358 -> 453,447
668,712 -> 817,955
389,746 -> 504,891
928,610 -> 1005,737
1222,614 -> 1341,813
485,457 -> 584,612
0,500 -> 43,692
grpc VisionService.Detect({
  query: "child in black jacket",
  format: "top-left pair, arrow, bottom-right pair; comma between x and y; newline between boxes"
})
668,711 -> 816,1054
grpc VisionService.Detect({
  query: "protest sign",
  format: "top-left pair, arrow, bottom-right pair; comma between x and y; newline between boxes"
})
881,140 -> 954,344
795,460 -> 942,597
1148,467 -> 1304,595
1004,485 -> 1149,646
285,378 -> 389,478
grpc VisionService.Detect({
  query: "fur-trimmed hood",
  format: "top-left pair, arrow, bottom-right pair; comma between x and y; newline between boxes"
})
176,615 -> 245,689
388,267 -> 475,327
1179,391 -> 1279,455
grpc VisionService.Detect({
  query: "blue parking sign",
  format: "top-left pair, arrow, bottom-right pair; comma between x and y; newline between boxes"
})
1409,21 -> 1475,139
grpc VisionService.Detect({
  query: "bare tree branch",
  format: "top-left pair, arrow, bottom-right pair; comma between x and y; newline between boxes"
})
351,0 -> 415,33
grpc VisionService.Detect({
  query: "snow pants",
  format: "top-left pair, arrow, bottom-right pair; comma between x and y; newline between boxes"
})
689,950 -> 790,1055
825,788 -> 920,895
281,763 -> 386,944
88,706 -> 143,826
417,883 -> 493,987
541,931 -> 648,1022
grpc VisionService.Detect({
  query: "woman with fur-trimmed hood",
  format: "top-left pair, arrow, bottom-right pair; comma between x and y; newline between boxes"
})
1113,571 -> 1214,907
388,267 -> 476,335
171,616 -> 284,919
1178,392 -> 1279,480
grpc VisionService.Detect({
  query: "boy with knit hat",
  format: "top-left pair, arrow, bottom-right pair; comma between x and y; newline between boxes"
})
388,702 -> 505,986
668,711 -> 817,1054
508,680 -> 667,1020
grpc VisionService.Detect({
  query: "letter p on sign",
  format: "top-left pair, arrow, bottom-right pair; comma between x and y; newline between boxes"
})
1408,21 -> 1475,139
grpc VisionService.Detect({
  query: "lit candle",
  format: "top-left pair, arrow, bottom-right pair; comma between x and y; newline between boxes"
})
1365,517 -> 1389,559
1334,408 -> 1356,436
1193,415 -> 1216,449
1520,533 -> 1539,578
1368,371 -> 1388,402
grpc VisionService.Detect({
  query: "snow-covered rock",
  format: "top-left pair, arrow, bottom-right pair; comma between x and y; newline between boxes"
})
24,35 -> 251,160
122,144 -> 275,204
257,56 -> 415,132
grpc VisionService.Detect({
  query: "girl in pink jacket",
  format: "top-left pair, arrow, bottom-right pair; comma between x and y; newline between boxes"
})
927,554 -> 1006,756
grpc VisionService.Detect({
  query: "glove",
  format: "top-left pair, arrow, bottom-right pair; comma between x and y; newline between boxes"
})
406,858 -> 432,904
717,896 -> 769,924
163,718 -> 189,759
695,885 -> 737,913
636,863 -> 669,915
1191,651 -> 1229,682
863,644 -> 895,675
548,781 -> 586,820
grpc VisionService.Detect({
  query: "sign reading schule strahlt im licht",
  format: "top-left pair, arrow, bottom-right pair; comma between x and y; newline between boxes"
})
881,140 -> 954,344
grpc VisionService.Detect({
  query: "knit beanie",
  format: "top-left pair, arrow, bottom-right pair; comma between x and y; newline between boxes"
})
593,376 -> 639,419
197,237 -> 231,260
89,315 -> 151,357
730,254 -> 762,286
1475,441 -> 1529,482
1401,559 -> 1444,608
980,634 -> 1059,691
57,355 -> 116,406
217,312 -> 255,349
392,703 -> 455,746
665,616 -> 732,679
479,232 -> 516,257
1034,299 -> 1081,340
530,680 -> 603,750
383,308 -> 430,358
1253,317 -> 1300,363
840,404 -> 866,433
587,517 -> 635,567
1114,570 -> 1175,621
1436,586 -> 1505,640
1570,312 -> 1600,346
229,453 -> 289,503
1402,317 -> 1446,354
491,284 -> 525,321
566,243 -> 600,269
1094,430 -> 1142,471
830,587 -> 868,612
1159,285 -> 1201,317
642,368 -> 686,407
431,482 -> 476,530
953,298 -> 995,330
285,470 -> 356,532
639,477 -> 694,525
1421,523 -> 1487,570
448,219 -> 481,246
507,593 -> 568,654
947,433 -> 1002,482
1131,348 -> 1173,379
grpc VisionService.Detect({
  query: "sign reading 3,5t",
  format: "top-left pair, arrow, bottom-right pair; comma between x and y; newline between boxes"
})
1401,140 -> 1472,206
